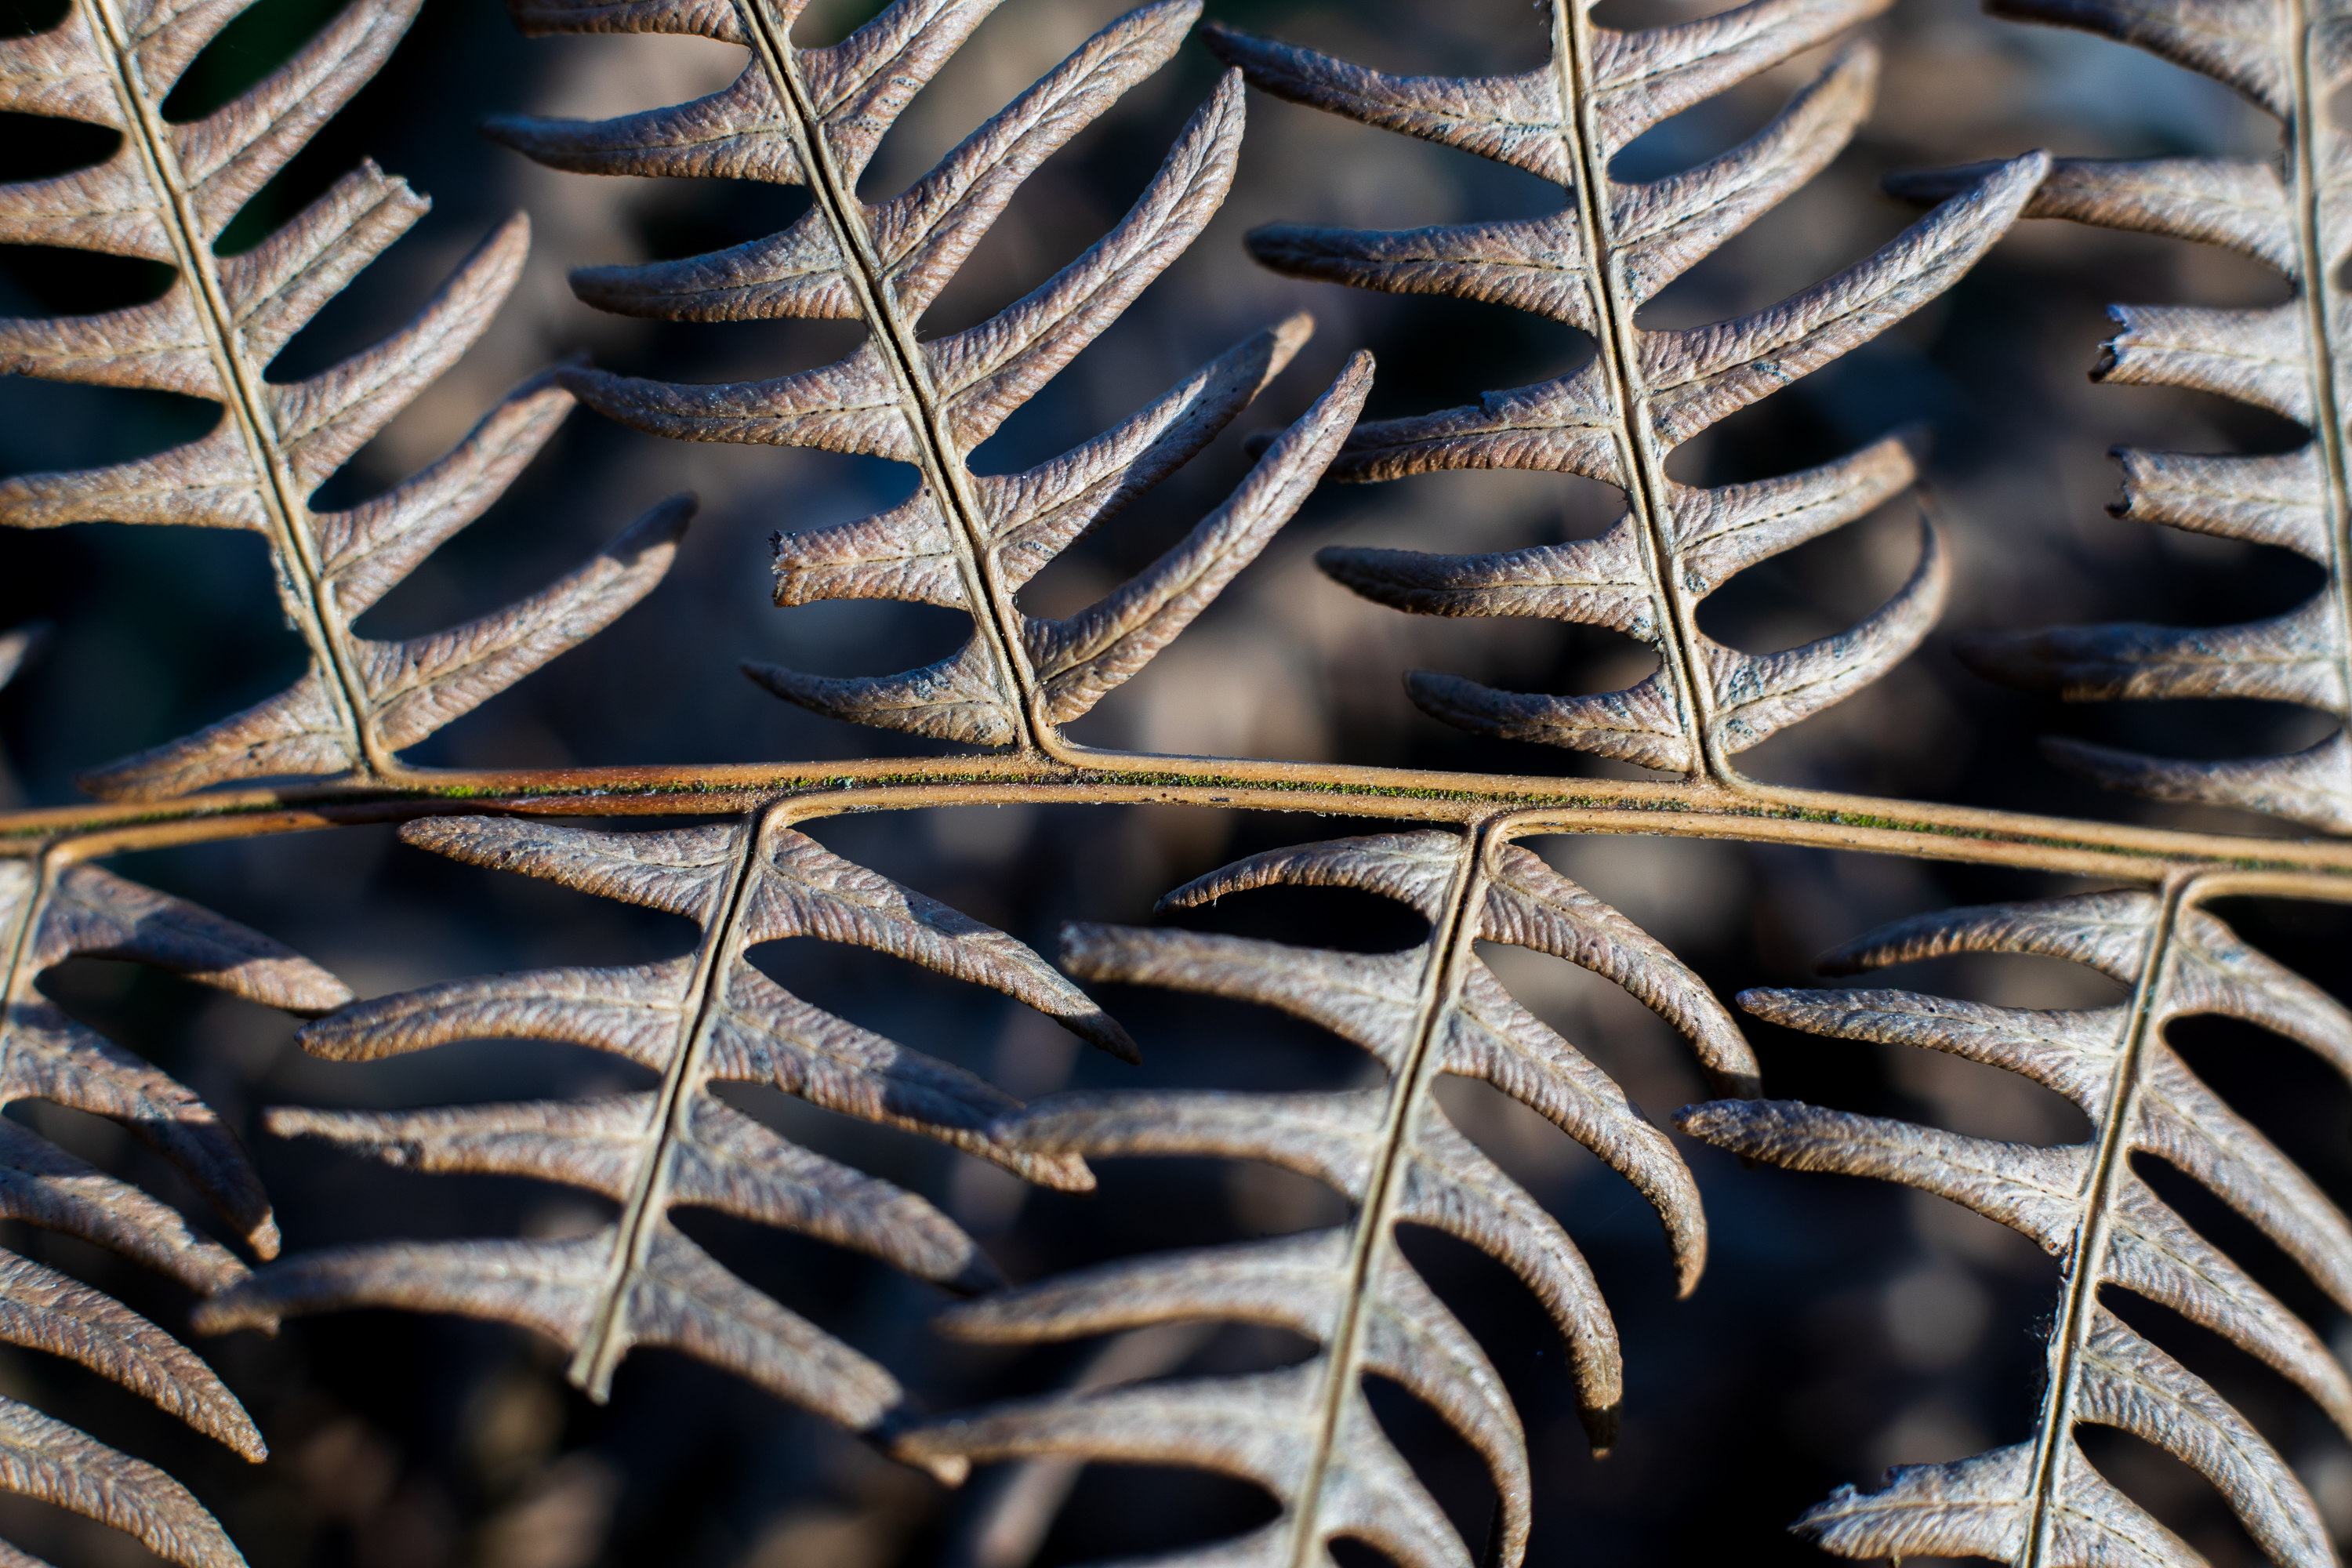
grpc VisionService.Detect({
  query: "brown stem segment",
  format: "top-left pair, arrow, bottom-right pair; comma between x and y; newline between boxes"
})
1548,0 -> 1721,782
9,757 -> 2352,898
2016,873 -> 2189,1566
1288,822 -> 1493,1566
75,0 -> 394,781
733,0 -> 1051,754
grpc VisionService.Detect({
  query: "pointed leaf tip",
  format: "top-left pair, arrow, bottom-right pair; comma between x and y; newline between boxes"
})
1269,310 -> 1315,354
1023,349 -> 1370,728
1069,1007 -> 1142,1065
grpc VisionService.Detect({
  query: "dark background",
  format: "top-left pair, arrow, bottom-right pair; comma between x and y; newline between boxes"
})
3,0 -> 2350,1562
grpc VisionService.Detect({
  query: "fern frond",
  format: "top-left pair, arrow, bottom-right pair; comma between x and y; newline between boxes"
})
1681,886 -> 2350,1566
194,805 -> 1134,1437
0,1391 -> 252,1568
0,0 -> 692,800
0,835 -> 352,1563
1202,4 -> 2045,780
1889,0 -> 2352,831
491,0 -> 1368,750
902,827 -> 1753,1568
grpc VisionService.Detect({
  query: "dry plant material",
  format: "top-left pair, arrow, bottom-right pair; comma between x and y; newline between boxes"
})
1683,887 -> 2352,1566
490,0 -> 1369,749
1897,0 -> 2352,830
196,806 -> 1134,1436
0,629 -> 351,1564
0,0 -> 692,800
6,0 -> 2349,1559
902,827 -> 1754,1568
1205,2 -> 2044,777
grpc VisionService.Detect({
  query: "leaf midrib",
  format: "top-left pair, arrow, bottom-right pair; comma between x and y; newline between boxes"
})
568,806 -> 768,1396
0,853 -> 49,1017
14,759 -> 2352,899
1551,0 -> 1723,783
75,0 -> 391,778
2285,0 -> 2352,739
735,0 -> 1051,753
1287,822 -> 1490,1568
2016,876 -> 2187,1568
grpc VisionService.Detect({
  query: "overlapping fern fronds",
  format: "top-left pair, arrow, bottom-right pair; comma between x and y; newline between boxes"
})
490,0 -> 1368,750
196,806 -> 1134,1437
1897,0 -> 2352,831
0,630 -> 352,1565
0,0 -> 691,800
7,0 -> 2341,1559
1684,888 -> 2352,1566
902,827 -> 1755,1568
1201,0 -> 2045,779
0,858 -> 344,1566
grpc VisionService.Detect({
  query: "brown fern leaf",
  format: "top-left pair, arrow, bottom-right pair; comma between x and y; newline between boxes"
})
902,827 -> 1752,1568
2,855 -> 350,1267
194,806 -> 1134,1435
0,0 -> 692,800
0,1394 -> 249,1568
1888,1 -> 2352,833
1201,5 -> 2045,780
489,0 -> 1368,750
0,844 -> 350,1563
1681,887 -> 2350,1566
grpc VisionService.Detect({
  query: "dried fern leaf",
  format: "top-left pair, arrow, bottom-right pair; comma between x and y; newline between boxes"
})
903,827 -> 1752,1568
0,1249 -> 259,1461
0,655 -> 270,1552
0,844 -> 344,1561
2,854 -> 350,1266
0,1397 -> 246,1568
947,1323 -> 1216,1568
493,0 -> 1363,750
197,805 -> 1133,1436
1887,0 -> 2352,831
1203,5 -> 2045,779
1680,886 -> 2348,1567
0,0 -> 691,800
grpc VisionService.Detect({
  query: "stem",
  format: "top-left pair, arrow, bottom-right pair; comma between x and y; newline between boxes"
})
1287,820 -> 1490,1567
569,802 -> 774,1396
77,0 -> 392,778
0,848 -> 51,1019
2016,874 -> 2189,1566
9,757 -> 2352,893
2286,0 -> 2352,738
733,0 -> 1049,753
1550,0 -> 1724,782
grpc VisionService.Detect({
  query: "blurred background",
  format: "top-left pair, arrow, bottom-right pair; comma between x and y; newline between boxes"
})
4,0 -> 2352,1561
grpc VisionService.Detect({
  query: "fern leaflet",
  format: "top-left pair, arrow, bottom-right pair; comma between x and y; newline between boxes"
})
0,0 -> 691,800
194,805 -> 1134,1436
1203,0 -> 2045,778
489,0 -> 1368,751
1682,887 -> 2352,1566
902,826 -> 1754,1568
1882,0 -> 2352,832
0,649 -> 351,1563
